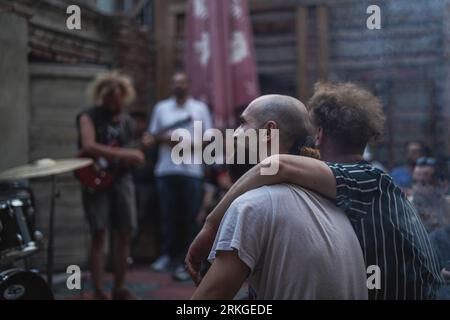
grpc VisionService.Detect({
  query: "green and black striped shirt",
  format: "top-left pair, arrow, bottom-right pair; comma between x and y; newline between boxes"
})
327,161 -> 443,300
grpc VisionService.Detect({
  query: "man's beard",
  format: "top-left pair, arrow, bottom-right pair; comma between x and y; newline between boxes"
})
173,88 -> 187,100
111,105 -> 122,116
412,187 -> 447,230
411,184 -> 447,224
408,158 -> 417,167
412,184 -> 445,198
227,146 -> 257,183
104,101 -> 122,116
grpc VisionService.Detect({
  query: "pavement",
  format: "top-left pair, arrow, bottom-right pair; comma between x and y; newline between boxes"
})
52,264 -> 197,300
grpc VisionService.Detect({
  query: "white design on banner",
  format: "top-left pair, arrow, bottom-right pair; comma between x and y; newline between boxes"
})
193,0 -> 208,19
230,31 -> 249,64
195,32 -> 211,66
230,0 -> 243,19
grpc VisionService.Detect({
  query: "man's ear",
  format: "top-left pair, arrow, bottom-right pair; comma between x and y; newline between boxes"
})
264,121 -> 278,143
315,127 -> 324,147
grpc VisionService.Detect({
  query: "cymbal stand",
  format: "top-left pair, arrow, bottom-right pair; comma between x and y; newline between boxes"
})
47,175 -> 59,289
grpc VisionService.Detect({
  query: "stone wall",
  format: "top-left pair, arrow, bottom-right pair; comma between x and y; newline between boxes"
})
0,9 -> 30,171
28,64 -> 106,271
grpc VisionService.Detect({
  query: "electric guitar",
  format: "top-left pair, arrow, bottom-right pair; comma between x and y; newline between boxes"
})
75,116 -> 192,191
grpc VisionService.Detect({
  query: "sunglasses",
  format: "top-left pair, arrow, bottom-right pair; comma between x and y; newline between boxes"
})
416,157 -> 437,166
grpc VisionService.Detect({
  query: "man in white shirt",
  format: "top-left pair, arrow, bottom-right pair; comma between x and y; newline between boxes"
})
192,95 -> 368,299
147,72 -> 213,281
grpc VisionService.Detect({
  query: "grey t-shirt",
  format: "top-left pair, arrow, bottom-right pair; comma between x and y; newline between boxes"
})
148,97 -> 213,178
208,184 -> 368,300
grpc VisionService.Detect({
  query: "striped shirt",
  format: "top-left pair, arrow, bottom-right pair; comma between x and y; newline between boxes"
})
327,161 -> 444,300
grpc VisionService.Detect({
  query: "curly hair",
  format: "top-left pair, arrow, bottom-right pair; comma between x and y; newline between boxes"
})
87,71 -> 136,106
308,82 -> 386,153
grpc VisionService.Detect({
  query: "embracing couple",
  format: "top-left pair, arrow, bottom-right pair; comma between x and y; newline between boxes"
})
187,82 -> 444,300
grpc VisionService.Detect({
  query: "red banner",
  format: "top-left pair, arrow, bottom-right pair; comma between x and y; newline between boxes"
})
185,0 -> 260,128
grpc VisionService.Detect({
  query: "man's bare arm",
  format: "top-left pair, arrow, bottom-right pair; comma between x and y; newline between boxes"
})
205,154 -> 336,229
191,250 -> 249,300
79,114 -> 144,165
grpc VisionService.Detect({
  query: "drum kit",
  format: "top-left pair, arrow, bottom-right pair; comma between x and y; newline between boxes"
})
0,158 -> 92,300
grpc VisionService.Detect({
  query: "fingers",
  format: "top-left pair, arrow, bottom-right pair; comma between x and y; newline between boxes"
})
185,260 -> 199,285
137,151 -> 145,164
132,150 -> 145,165
141,133 -> 155,149
196,211 -> 206,226
185,254 -> 202,286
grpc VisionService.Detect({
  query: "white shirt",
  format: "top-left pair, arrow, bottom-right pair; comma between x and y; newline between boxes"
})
209,184 -> 368,300
149,97 -> 213,178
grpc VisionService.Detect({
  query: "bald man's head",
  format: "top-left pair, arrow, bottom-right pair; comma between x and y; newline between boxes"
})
241,94 -> 313,152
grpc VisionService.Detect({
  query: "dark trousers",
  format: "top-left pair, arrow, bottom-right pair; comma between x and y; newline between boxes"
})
156,175 -> 203,262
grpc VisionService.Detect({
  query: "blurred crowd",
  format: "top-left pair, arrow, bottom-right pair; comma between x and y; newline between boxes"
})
371,141 -> 450,298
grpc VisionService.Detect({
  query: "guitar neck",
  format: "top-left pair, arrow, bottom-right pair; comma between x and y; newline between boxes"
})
154,117 -> 192,137
123,117 -> 192,151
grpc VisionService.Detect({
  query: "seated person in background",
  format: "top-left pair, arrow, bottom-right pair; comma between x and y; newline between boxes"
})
390,140 -> 430,193
411,157 -> 450,233
191,95 -> 368,300
416,156 -> 450,299
429,225 -> 450,299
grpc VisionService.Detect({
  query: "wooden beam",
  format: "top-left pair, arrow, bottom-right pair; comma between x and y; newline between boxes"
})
154,0 -> 173,101
170,2 -> 186,15
296,6 -> 308,101
427,81 -> 437,152
167,8 -> 176,73
248,0 -> 357,11
317,5 -> 329,81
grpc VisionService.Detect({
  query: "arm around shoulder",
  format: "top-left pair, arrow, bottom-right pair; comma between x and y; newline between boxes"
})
275,154 -> 337,199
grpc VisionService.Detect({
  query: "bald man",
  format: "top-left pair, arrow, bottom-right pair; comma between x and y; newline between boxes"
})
192,95 -> 368,300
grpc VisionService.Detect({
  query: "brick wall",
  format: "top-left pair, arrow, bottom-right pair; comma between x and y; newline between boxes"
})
28,0 -> 155,114
116,20 -> 155,114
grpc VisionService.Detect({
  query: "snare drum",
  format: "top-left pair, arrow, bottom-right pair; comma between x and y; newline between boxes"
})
0,183 -> 42,264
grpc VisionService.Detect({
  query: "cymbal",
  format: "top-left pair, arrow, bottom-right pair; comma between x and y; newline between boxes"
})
0,158 -> 93,181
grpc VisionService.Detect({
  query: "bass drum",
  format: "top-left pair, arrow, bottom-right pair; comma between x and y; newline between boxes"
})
0,269 -> 53,300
